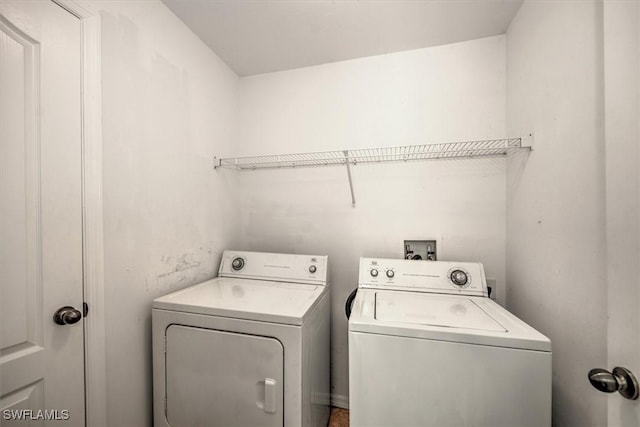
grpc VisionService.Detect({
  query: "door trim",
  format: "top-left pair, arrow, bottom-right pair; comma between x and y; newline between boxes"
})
51,1 -> 106,426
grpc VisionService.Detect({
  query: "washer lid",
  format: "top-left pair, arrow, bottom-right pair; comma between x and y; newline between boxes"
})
349,289 -> 551,352
153,277 -> 326,326
375,292 -> 506,332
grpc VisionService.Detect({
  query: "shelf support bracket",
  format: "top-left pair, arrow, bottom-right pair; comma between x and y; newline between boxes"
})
343,150 -> 356,207
522,133 -> 534,150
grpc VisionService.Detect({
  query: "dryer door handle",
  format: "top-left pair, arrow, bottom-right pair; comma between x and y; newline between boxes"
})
264,378 -> 277,413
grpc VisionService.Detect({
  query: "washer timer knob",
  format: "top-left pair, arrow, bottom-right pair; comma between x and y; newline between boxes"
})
231,257 -> 245,271
309,265 -> 317,273
370,268 -> 379,277
386,270 -> 395,278
450,269 -> 468,286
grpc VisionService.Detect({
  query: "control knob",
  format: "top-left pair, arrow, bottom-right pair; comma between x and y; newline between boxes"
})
309,265 -> 317,273
386,270 -> 395,278
231,257 -> 245,271
370,268 -> 379,277
450,269 -> 468,286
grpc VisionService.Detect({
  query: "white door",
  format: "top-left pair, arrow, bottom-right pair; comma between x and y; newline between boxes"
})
602,1 -> 640,425
0,1 -> 85,425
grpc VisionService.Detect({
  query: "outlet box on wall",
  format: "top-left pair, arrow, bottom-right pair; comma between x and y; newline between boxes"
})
404,240 -> 437,261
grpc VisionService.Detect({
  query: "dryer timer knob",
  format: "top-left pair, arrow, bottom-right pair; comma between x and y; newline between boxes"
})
309,265 -> 317,273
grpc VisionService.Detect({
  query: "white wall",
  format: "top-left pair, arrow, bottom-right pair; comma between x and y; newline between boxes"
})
506,1 -> 607,425
91,2 -> 240,425
236,36 -> 507,404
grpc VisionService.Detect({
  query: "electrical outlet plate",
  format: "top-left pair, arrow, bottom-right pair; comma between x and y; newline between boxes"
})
404,240 -> 437,261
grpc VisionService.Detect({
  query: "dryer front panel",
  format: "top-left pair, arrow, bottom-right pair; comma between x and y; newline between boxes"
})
165,325 -> 284,426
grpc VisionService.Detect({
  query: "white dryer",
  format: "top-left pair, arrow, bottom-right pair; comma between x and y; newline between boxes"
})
348,258 -> 552,427
153,251 -> 330,427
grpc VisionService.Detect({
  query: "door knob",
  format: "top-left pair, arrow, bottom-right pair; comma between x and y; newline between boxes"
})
588,367 -> 639,400
53,306 -> 82,325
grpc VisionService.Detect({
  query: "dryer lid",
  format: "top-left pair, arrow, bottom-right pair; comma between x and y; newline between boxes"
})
375,292 -> 506,332
153,277 -> 326,325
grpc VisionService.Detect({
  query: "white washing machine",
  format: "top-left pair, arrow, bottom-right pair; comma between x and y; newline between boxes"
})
153,250 -> 330,427
348,257 -> 552,427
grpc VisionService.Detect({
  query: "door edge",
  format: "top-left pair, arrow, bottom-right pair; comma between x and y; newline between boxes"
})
52,2 -> 106,426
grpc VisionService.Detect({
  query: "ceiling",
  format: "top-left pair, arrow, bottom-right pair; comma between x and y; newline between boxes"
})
161,0 -> 524,77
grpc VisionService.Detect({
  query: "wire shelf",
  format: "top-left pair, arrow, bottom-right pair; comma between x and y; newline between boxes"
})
214,138 -> 526,170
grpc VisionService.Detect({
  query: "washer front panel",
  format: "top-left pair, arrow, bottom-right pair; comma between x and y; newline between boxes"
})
348,331 -> 552,427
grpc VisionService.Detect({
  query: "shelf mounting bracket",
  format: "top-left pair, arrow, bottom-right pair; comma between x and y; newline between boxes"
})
343,150 -> 356,207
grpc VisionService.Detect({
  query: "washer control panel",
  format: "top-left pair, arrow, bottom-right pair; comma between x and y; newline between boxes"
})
359,258 -> 487,297
219,250 -> 328,285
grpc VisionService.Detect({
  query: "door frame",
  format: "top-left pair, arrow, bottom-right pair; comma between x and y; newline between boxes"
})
50,1 -> 106,426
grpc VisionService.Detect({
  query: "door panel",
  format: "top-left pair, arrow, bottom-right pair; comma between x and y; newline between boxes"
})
0,19 -> 35,351
0,383 -> 44,427
0,1 -> 84,424
166,326 -> 284,427
603,0 -> 640,425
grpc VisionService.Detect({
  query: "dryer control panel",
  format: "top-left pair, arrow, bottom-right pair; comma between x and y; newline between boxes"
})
219,250 -> 328,285
359,257 -> 487,297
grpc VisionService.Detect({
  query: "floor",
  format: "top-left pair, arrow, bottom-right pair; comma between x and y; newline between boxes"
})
328,407 -> 349,427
